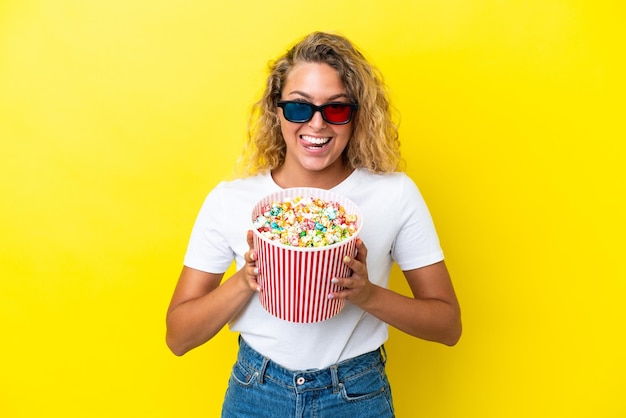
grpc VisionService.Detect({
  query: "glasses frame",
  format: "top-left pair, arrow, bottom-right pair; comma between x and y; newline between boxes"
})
277,101 -> 358,125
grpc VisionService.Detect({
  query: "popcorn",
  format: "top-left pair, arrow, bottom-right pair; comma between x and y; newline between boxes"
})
252,195 -> 359,247
251,188 -> 362,322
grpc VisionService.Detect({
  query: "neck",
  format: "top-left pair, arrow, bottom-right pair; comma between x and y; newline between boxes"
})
271,165 -> 354,190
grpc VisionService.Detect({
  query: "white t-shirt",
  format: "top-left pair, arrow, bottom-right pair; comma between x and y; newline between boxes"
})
184,169 -> 444,370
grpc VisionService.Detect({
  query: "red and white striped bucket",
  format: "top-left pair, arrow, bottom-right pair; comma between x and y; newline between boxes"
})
251,188 -> 362,323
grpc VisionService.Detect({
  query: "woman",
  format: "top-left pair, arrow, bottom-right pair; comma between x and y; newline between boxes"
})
166,31 -> 461,417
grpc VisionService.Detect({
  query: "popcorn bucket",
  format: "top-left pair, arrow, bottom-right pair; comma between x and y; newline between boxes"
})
251,188 -> 362,323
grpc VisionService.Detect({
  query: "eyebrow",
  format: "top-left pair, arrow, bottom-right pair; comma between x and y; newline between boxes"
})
286,90 -> 351,101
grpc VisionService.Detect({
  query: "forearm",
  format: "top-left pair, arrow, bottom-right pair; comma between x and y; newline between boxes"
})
359,285 -> 462,346
166,270 -> 255,356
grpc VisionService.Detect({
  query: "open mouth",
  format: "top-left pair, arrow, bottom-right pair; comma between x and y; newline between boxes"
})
301,135 -> 331,149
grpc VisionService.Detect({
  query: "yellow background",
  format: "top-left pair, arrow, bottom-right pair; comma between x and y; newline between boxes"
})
1,1 -> 624,417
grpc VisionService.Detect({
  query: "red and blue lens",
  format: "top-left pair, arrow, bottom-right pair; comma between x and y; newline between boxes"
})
277,101 -> 358,125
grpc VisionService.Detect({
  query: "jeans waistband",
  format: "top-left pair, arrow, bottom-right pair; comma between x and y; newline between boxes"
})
236,336 -> 386,394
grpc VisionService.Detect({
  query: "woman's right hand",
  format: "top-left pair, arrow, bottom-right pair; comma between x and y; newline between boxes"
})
242,230 -> 261,292
165,230 -> 261,356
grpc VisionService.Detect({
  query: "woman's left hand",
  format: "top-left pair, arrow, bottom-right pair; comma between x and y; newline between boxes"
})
329,238 -> 462,346
329,238 -> 375,307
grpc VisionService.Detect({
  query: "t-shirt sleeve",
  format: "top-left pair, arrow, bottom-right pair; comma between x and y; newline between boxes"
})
391,175 -> 444,270
183,186 -> 235,273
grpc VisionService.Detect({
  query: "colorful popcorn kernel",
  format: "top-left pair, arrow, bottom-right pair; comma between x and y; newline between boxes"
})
253,195 -> 358,247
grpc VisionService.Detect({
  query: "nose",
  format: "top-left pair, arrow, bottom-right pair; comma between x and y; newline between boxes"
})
307,109 -> 327,129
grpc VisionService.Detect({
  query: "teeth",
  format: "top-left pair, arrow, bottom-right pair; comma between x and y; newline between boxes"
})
301,135 -> 331,145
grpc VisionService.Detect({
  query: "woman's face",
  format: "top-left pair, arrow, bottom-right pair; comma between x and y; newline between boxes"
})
277,62 -> 353,180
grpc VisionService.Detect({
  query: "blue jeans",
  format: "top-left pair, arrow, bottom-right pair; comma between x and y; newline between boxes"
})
221,337 -> 395,417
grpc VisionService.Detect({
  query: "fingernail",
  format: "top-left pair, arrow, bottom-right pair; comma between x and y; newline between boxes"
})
251,252 -> 257,261
331,278 -> 339,284
253,267 -> 259,275
343,256 -> 351,263
327,293 -> 334,299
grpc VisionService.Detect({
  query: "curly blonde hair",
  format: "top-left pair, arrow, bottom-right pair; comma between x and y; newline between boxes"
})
236,32 -> 402,176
